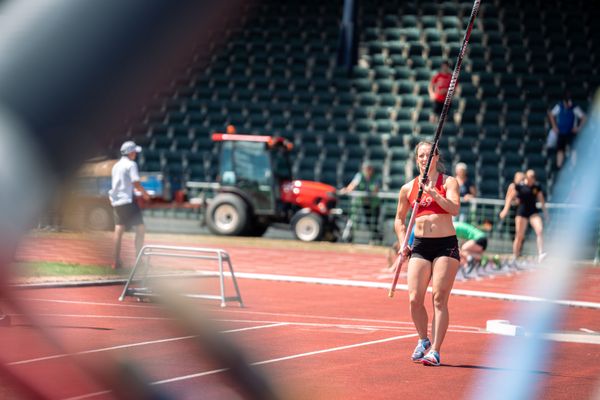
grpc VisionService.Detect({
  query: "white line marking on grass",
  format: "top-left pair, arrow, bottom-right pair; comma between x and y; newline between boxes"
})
151,333 -> 419,385
8,322 -> 286,366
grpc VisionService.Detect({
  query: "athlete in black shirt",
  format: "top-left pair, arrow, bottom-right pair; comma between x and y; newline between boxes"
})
500,170 -> 548,262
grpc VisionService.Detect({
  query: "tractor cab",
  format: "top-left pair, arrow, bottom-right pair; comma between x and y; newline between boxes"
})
213,133 -> 293,219
205,132 -> 339,241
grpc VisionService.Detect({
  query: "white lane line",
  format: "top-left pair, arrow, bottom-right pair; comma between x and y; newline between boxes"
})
64,390 -> 111,400
151,333 -> 419,385
216,309 -> 481,331
225,271 -> 600,309
223,322 -> 287,333
11,313 -> 170,321
215,318 -> 482,333
6,311 -> 482,333
18,297 -> 154,308
8,322 -> 286,366
8,335 -> 193,366
15,271 -> 600,309
580,328 -> 597,334
8,302 -> 483,331
536,332 -> 600,345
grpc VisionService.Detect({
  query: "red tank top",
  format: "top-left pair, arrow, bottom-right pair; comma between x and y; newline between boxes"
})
408,174 -> 449,217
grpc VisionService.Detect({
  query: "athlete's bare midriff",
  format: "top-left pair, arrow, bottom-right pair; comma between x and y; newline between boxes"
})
413,213 -> 456,238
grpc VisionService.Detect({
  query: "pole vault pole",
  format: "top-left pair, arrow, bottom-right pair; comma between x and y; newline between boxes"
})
389,0 -> 481,297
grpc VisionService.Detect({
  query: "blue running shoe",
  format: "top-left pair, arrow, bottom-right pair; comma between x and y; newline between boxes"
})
411,338 -> 431,362
421,350 -> 440,366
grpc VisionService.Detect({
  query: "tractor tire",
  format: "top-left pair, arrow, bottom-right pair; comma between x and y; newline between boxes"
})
206,194 -> 249,236
245,220 -> 270,237
291,210 -> 324,242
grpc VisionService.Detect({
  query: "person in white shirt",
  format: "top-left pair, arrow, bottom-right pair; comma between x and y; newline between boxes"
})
109,141 -> 150,269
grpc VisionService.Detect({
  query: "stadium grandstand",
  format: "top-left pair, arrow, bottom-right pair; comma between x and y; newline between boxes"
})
116,0 -> 598,248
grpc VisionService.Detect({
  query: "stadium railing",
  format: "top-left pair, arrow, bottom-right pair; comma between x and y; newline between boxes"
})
339,191 -> 600,260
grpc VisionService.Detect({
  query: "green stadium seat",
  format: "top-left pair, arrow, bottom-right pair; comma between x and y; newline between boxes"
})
358,93 -> 378,106
394,66 -> 414,80
500,139 -> 522,153
397,121 -> 415,135
424,28 -> 442,42
379,94 -> 399,107
400,94 -> 419,108
478,180 -> 500,198
479,151 -> 501,165
397,81 -> 415,95
441,16 -> 461,30
455,151 -> 477,165
394,109 -> 413,122
478,137 -> 498,152
419,122 -> 437,136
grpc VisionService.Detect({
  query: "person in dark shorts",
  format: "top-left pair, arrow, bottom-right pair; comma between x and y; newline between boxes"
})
548,91 -> 586,169
454,221 -> 488,262
394,141 -> 460,366
109,141 -> 151,269
500,169 -> 548,263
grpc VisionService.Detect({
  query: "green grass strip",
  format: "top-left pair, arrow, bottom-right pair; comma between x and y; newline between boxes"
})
14,262 -> 126,277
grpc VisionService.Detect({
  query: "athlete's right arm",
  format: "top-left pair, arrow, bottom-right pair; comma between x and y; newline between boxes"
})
499,183 -> 516,219
394,184 -> 411,253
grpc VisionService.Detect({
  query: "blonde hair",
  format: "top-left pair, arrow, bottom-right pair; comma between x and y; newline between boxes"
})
414,141 -> 445,173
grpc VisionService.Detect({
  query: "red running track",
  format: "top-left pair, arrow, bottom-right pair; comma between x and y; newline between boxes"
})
14,232 -> 600,303
1,278 -> 599,400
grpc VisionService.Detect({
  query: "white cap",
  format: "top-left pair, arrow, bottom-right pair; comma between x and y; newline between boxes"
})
120,140 -> 142,155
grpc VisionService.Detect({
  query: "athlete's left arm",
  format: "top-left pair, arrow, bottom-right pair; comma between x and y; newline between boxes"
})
428,176 -> 460,216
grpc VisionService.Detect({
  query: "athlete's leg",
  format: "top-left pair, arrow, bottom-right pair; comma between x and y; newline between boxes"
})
430,256 -> 460,353
407,257 -> 433,340
529,214 -> 544,256
513,216 -> 528,258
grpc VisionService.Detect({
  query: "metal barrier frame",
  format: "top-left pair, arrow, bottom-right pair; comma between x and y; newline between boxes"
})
118,245 -> 244,307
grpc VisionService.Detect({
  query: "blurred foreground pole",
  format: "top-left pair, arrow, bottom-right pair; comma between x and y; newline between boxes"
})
469,91 -> 600,400
0,0 -> 218,259
0,1 -> 284,399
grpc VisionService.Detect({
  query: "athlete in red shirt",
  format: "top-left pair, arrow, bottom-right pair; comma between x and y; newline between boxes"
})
428,61 -> 452,123
394,141 -> 460,366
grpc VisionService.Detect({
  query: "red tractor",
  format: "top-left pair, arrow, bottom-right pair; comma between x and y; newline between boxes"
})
200,132 -> 339,241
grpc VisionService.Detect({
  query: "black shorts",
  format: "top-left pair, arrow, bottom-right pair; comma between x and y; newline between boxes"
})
433,100 -> 444,115
411,235 -> 460,263
556,133 -> 575,152
113,202 -> 144,228
475,237 -> 488,251
516,205 -> 539,218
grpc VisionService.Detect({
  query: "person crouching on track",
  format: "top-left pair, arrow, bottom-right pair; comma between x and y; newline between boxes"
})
454,220 -> 488,272
394,141 -> 460,366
